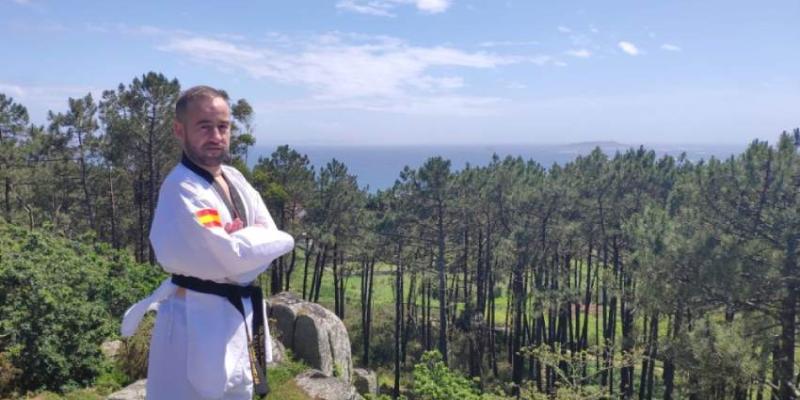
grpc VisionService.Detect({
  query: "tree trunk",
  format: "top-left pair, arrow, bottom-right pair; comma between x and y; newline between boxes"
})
394,242 -> 403,399
638,314 -> 649,400
333,244 -> 341,318
645,313 -> 658,400
271,256 -> 284,295
338,250 -> 346,319
302,238 -> 312,299
663,303 -> 683,400
436,199 -> 448,364
774,237 -> 798,400
311,244 -> 328,303
147,104 -> 157,265
581,242 -> 593,379
426,278 -> 433,351
108,165 -> 119,249
613,237 -> 634,399
4,176 -> 11,223
489,272 -> 498,377
284,247 -> 297,291
136,172 -> 145,263
511,253 -> 526,395
403,271 -> 416,364
76,130 -> 96,231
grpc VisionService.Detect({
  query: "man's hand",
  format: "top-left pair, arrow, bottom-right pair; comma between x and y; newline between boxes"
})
224,218 -> 244,234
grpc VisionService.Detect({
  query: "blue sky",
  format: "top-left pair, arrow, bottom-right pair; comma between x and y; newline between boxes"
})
1,0 -> 798,145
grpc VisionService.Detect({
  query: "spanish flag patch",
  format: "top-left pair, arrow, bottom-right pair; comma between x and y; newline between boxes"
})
195,208 -> 222,228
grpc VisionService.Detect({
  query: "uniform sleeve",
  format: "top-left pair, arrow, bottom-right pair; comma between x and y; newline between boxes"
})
150,180 -> 294,281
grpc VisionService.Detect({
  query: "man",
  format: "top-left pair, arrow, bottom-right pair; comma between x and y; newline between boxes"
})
121,86 -> 294,399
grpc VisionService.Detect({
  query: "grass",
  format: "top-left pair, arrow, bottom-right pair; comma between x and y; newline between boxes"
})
265,354 -> 312,400
279,251 -> 689,350
17,389 -> 105,400
277,253 -> 618,345
264,380 -> 309,400
271,251 -> 695,394
14,362 -> 314,400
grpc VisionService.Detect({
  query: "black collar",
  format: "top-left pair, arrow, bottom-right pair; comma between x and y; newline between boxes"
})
180,153 -> 247,224
181,153 -> 214,184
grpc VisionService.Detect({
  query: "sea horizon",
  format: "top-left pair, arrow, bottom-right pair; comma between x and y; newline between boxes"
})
247,142 -> 747,191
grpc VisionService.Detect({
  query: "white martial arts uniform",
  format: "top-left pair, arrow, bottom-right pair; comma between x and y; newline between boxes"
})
121,155 -> 294,400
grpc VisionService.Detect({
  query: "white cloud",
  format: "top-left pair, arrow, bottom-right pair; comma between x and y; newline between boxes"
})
661,43 -> 682,52
527,55 -> 554,66
618,41 -> 640,56
258,94 -> 505,117
155,31 -> 536,115
416,0 -> 451,13
85,23 -> 110,33
85,23 -> 168,36
339,95 -> 504,115
565,49 -> 591,58
407,75 -> 464,91
478,40 -> 538,48
0,82 -> 100,121
336,0 -> 396,17
335,0 -> 452,17
132,25 -> 164,35
158,37 -> 263,62
0,83 -> 26,97
505,81 -> 527,89
7,21 -> 67,33
0,82 -> 97,100
557,26 -> 571,33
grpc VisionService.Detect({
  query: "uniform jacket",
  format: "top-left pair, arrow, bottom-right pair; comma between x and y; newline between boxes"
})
121,156 -> 294,399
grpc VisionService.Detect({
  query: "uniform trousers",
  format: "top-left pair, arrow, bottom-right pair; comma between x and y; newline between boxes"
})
146,295 -> 255,400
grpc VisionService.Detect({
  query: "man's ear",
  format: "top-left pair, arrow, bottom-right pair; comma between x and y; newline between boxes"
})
173,119 -> 184,140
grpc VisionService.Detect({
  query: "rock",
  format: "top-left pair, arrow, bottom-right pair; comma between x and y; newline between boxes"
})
106,379 -> 146,400
268,291 -> 305,348
269,292 -> 353,383
294,370 -> 363,400
352,368 -> 378,396
268,335 -> 286,367
100,339 -> 123,360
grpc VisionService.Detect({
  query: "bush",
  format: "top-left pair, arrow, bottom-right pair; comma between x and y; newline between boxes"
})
412,351 -> 502,400
116,314 -> 154,381
0,222 -> 164,394
0,351 -> 21,397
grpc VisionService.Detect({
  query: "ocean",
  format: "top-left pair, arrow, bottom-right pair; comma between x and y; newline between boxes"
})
248,143 -> 745,192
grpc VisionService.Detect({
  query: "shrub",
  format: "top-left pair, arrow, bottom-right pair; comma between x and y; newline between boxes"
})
116,314 -> 155,381
0,222 -> 164,394
412,351 -> 499,400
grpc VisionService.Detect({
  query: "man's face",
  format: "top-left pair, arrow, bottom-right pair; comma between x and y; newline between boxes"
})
174,96 -> 231,168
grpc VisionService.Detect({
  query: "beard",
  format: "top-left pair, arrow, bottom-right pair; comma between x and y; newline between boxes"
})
183,140 -> 230,168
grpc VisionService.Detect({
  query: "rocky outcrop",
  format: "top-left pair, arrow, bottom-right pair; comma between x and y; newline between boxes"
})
100,339 -> 123,360
268,335 -> 286,366
353,368 -> 378,396
106,379 -> 146,400
269,292 -> 353,383
108,293 -> 368,399
294,370 -> 363,400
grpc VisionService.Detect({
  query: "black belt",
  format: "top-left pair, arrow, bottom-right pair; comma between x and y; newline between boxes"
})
171,274 -> 269,397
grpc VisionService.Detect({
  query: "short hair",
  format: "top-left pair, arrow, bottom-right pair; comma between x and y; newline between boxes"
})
175,85 -> 229,122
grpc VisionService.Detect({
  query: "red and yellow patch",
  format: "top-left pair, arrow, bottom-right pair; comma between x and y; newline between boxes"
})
195,208 -> 222,228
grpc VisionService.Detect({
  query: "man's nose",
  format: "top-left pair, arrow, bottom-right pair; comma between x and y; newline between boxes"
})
209,127 -> 224,141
